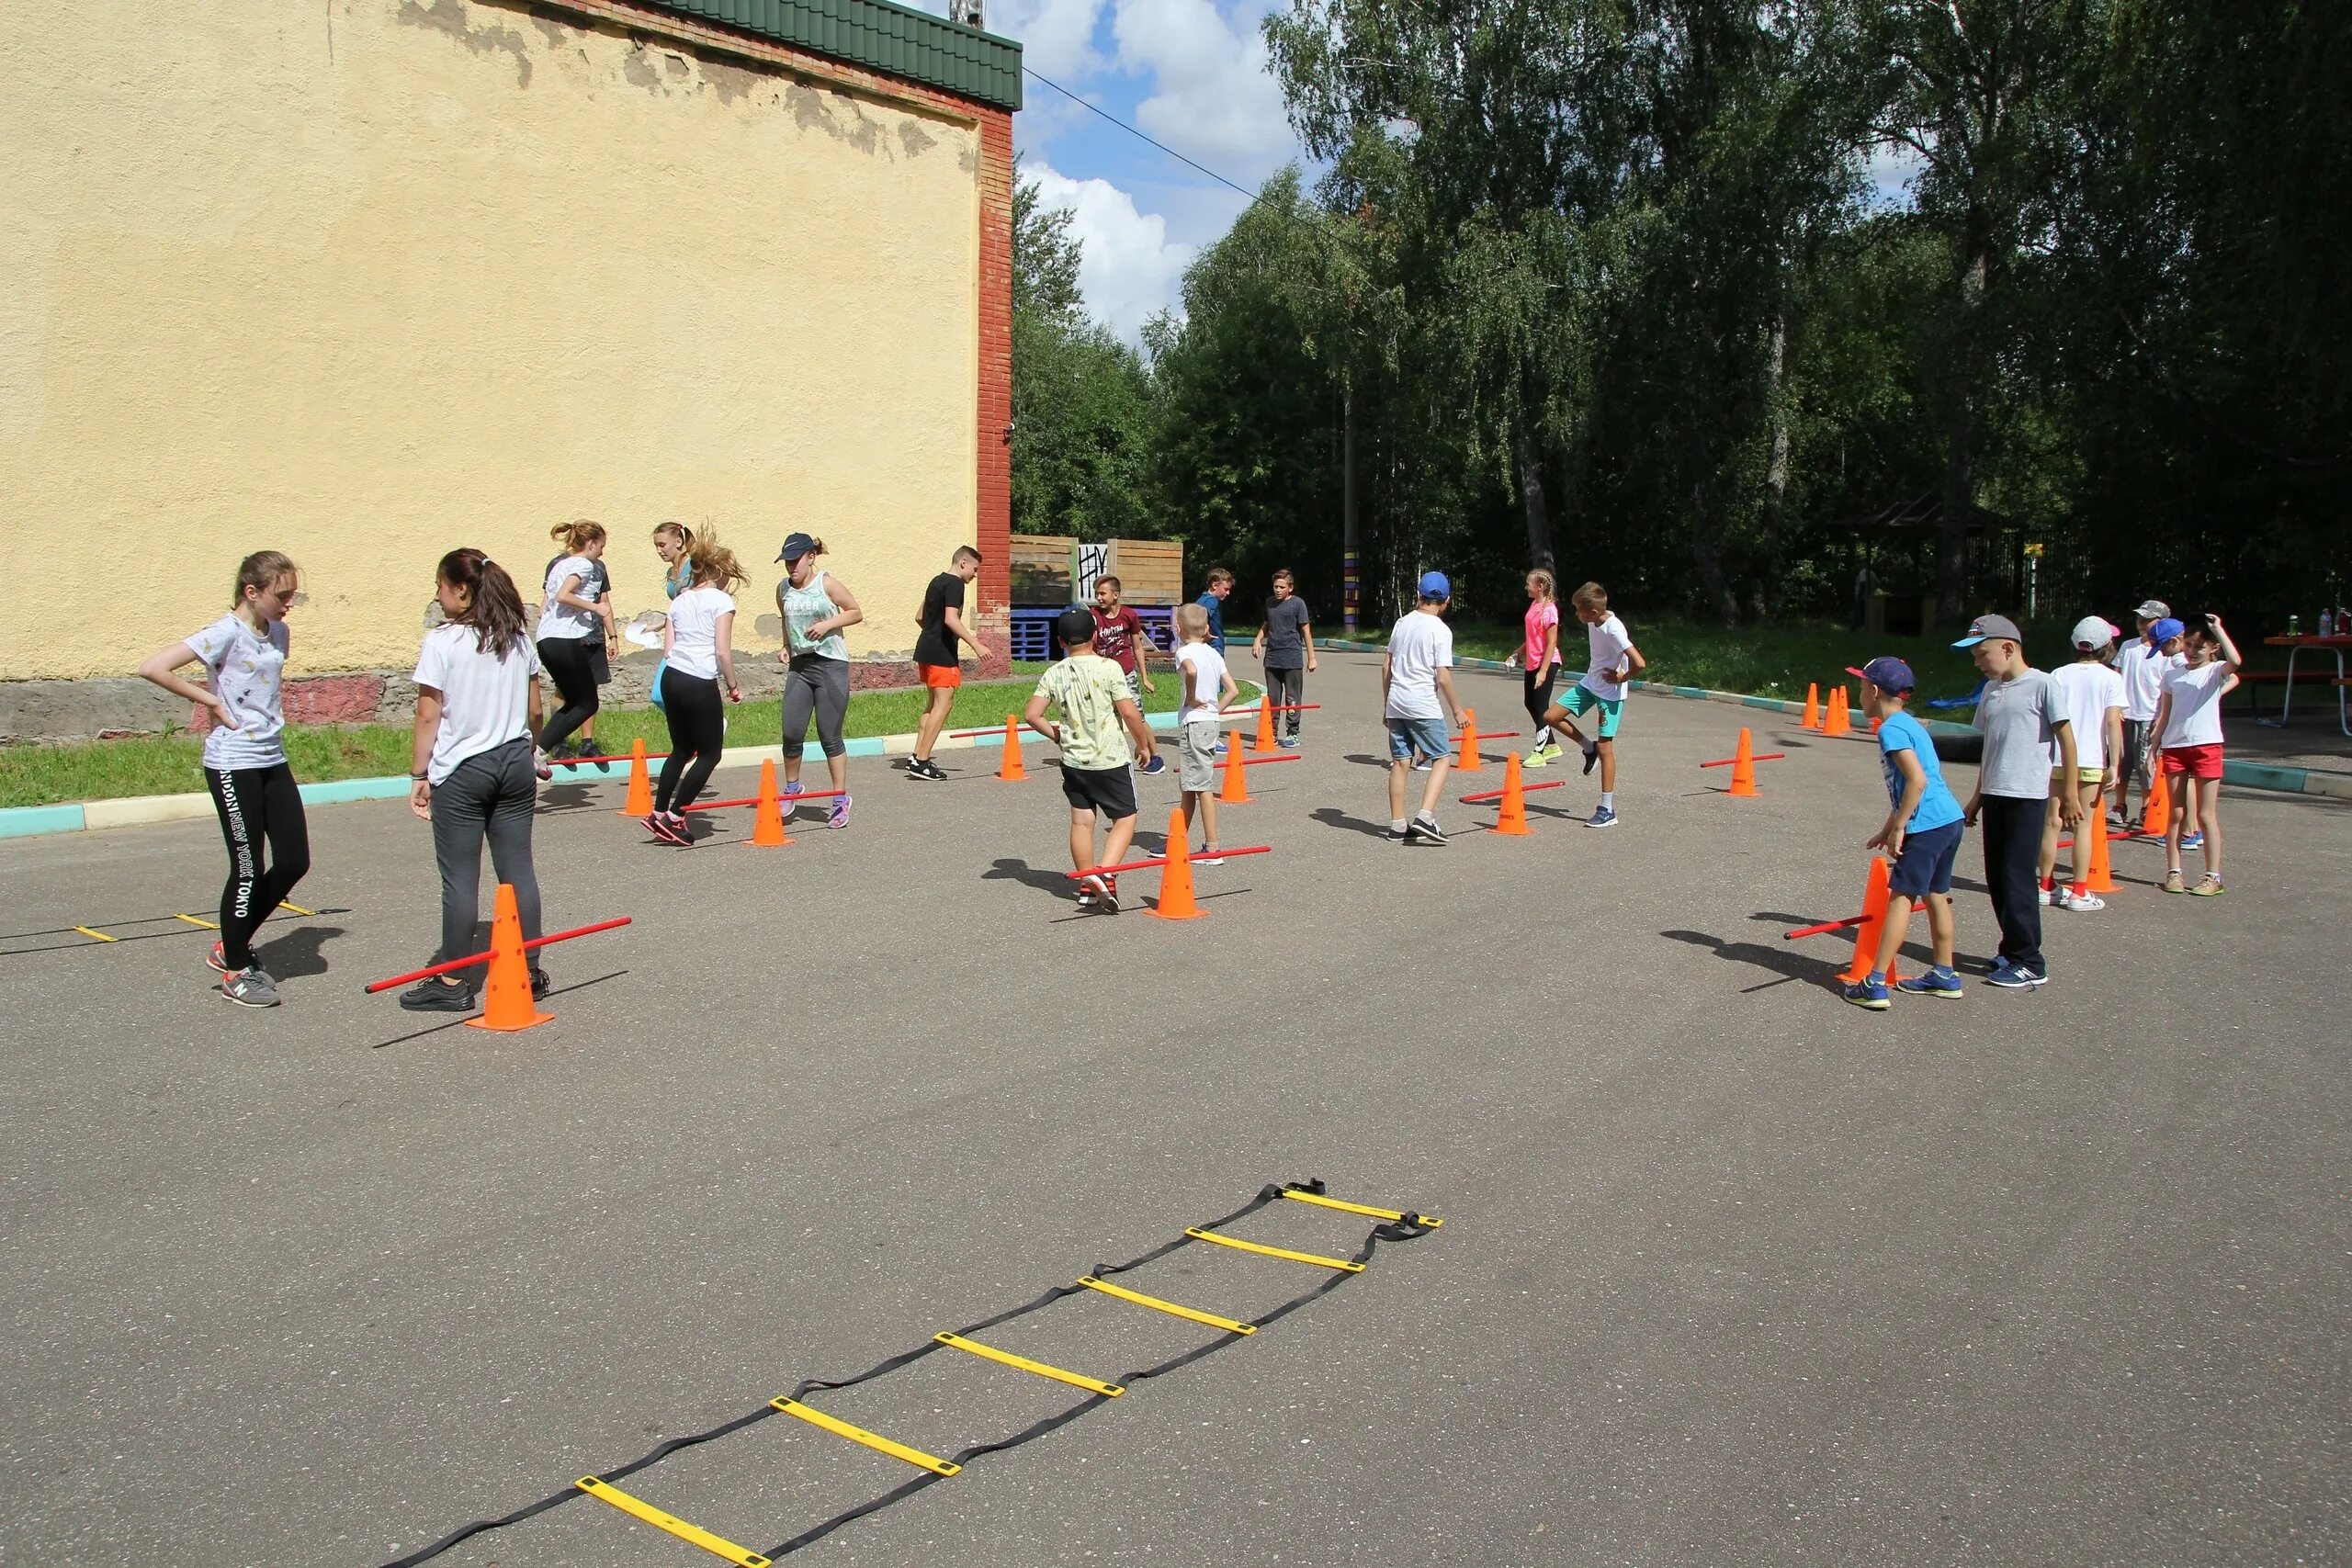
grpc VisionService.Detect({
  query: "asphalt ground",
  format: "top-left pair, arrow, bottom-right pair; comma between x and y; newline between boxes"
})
3,648 -> 2346,1567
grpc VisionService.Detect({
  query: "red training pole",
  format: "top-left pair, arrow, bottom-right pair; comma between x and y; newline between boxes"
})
363,917 -> 633,994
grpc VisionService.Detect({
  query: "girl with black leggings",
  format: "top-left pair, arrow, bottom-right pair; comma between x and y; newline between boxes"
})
536,520 -> 615,759
648,534 -> 747,846
141,550 -> 313,1008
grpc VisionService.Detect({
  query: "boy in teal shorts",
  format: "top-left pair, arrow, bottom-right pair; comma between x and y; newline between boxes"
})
1846,656 -> 1966,1009
1535,581 -> 1644,827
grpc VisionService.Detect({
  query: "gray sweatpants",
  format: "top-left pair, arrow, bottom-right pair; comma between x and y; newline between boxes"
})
783,653 -> 850,760
430,737 -> 544,973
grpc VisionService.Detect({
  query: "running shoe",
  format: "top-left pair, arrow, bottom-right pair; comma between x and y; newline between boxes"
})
530,966 -> 552,1000
2056,887 -> 2106,912
399,975 -> 475,1012
908,759 -> 947,782
645,812 -> 688,846
1075,874 -> 1104,908
1842,976 -> 1892,1010
1581,745 -> 1601,776
219,967 -> 279,1008
2188,874 -> 2226,897
207,941 -> 230,975
782,777 -> 805,807
1385,821 -> 1408,840
1984,960 -> 2046,989
1405,813 -> 1447,845
2180,830 -> 2204,852
1896,968 -> 1966,998
1411,757 -> 1433,773
2163,868 -> 2187,893
1099,875 -> 1120,913
1196,851 -> 1224,866
664,811 -> 695,846
1523,747 -> 1553,769
592,752 -> 612,774
1278,737 -> 1300,750
1585,806 -> 1618,829
827,794 -> 853,829
1213,739 -> 1229,755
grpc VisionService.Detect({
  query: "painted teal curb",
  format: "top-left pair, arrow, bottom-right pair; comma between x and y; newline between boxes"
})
2222,760 -> 2307,795
299,776 -> 413,807
0,804 -> 86,838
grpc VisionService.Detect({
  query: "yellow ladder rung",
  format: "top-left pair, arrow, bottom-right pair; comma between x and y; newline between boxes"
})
770,1397 -> 961,1475
1078,1275 -> 1255,1335
934,1332 -> 1124,1397
574,1476 -> 772,1566
1279,1189 -> 1442,1228
72,926 -> 119,943
174,913 -> 220,930
277,901 -> 316,916
1186,1227 -> 1364,1272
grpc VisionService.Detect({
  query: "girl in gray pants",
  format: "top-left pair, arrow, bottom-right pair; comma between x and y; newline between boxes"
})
401,548 -> 551,1012
774,533 -> 865,828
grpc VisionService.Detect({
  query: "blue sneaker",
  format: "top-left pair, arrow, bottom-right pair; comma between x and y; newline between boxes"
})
1585,806 -> 1618,829
2179,830 -> 2204,852
1843,975 -> 1892,1010
1984,960 -> 2046,989
1896,968 -> 1965,998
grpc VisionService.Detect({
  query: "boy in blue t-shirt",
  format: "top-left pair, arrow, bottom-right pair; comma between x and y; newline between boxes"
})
1849,656 -> 1966,1009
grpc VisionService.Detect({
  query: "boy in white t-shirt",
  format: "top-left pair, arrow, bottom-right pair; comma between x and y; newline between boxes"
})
2111,597 -> 2172,829
1383,571 -> 1467,843
1173,603 -> 1239,863
2040,616 -> 2127,910
2151,613 -> 2242,896
1532,581 -> 1645,827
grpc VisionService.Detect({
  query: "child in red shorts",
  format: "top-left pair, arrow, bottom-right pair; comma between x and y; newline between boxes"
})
2150,613 -> 2241,896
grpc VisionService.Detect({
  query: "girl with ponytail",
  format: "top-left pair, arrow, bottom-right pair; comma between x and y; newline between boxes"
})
645,534 -> 747,844
535,520 -> 615,763
138,550 -> 312,1008
401,549 -> 553,1012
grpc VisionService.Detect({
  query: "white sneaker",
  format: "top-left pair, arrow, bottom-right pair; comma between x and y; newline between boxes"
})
2037,886 -> 2052,906
2060,888 -> 2106,912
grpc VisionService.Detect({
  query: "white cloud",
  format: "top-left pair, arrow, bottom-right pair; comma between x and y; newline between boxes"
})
1112,0 -> 1298,178
986,0 -> 1109,81
1023,160 -> 1198,344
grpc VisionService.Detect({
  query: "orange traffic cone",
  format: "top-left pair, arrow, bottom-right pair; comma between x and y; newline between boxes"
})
1825,687 -> 1851,737
619,739 -> 653,816
1493,752 -> 1531,835
748,758 -> 793,848
1802,682 -> 1821,730
2139,769 -> 2170,836
1150,807 -> 1203,920
998,715 -> 1026,782
1868,716 -> 1883,735
2083,807 -> 2119,894
1218,729 -> 1250,804
1251,696 -> 1276,754
1457,707 -> 1482,773
1837,856 -> 1903,986
1727,728 -> 1759,798
467,882 -> 553,1032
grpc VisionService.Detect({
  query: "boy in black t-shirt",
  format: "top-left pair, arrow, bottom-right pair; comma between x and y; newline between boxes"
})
907,547 -> 988,780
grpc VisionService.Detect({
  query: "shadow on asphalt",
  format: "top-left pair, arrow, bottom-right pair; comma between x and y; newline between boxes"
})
368,969 -> 627,1050
1661,928 -> 1839,992
254,923 -> 344,979
1309,807 -> 1393,839
982,857 -> 1075,895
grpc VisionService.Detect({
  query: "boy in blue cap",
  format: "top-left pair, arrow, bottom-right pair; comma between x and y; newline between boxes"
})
1383,571 -> 1466,842
1847,657 -> 1966,1008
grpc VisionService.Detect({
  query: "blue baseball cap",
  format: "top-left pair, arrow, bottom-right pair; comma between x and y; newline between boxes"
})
2149,616 -> 2185,644
1859,656 -> 1916,694
1417,570 -> 1451,599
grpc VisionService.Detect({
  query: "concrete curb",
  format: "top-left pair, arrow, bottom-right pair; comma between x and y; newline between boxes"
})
1312,638 -> 2351,801
0,703 -> 1220,842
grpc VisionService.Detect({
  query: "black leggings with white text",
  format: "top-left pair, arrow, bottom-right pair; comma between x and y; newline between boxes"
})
205,764 -> 311,972
537,636 -> 599,753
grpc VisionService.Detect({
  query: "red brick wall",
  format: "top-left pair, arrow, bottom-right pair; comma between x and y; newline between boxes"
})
973,106 -> 1014,679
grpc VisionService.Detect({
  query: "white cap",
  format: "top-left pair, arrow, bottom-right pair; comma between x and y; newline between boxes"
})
2072,615 -> 2116,649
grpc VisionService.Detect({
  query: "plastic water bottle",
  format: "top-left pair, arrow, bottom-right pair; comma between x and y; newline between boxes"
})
2288,614 -> 2301,637
2323,608 -> 2336,638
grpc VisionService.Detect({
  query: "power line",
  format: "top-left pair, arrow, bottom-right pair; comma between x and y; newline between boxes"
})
1022,66 -> 1262,204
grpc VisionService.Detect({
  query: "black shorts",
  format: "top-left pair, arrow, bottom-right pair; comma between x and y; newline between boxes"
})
1060,763 -> 1138,820
587,639 -> 612,685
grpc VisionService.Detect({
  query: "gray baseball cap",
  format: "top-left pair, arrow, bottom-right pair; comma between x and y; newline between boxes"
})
2133,598 -> 2170,619
1952,613 -> 2024,649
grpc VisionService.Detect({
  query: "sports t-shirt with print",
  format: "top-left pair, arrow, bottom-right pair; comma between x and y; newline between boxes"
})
2052,660 -> 2126,771
915,573 -> 966,669
2159,660 -> 2230,748
1089,606 -> 1147,674
1876,710 -> 1964,833
1384,611 -> 1453,721
187,615 -> 290,770
1035,654 -> 1136,770
413,625 -> 540,785
665,585 -> 734,680
1176,642 -> 1228,726
1578,614 -> 1635,700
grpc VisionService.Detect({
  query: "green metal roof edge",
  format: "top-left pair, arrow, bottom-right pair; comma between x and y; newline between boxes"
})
643,0 -> 1023,112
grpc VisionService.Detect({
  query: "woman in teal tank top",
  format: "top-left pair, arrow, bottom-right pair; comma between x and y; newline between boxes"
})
775,532 -> 864,826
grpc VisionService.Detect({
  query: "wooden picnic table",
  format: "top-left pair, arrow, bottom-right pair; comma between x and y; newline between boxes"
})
2257,635 -> 2352,736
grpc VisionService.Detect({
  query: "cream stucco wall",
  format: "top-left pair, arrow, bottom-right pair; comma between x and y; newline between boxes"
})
0,0 -> 979,679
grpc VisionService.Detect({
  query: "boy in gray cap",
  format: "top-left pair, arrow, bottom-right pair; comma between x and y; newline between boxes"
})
2113,598 -> 2173,829
1955,615 -> 2081,988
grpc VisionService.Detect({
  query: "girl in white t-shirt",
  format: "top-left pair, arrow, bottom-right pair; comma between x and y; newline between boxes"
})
2150,614 -> 2243,896
647,534 -> 748,845
138,550 -> 311,1008
535,520 -> 616,763
401,549 -> 552,1012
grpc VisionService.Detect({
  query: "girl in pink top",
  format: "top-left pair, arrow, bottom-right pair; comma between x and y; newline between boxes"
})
1512,570 -> 1564,761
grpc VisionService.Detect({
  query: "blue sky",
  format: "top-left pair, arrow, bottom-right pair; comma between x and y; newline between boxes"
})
906,0 -> 1923,346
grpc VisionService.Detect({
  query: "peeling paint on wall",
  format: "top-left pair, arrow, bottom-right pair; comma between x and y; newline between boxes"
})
395,0 -> 533,86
